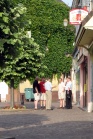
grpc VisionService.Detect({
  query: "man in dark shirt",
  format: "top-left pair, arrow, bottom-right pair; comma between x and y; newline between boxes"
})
39,78 -> 46,109
33,76 -> 40,110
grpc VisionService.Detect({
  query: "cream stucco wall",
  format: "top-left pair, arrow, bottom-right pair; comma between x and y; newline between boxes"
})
52,75 -> 58,91
19,80 -> 32,93
19,77 -> 59,94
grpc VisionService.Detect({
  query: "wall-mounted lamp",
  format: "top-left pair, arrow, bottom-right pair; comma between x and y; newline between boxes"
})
63,19 -> 68,27
27,31 -> 31,38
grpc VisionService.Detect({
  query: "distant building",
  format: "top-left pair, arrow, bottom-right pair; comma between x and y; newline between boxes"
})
0,81 -> 8,102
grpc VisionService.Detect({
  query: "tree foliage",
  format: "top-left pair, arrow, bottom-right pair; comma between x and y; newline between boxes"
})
14,0 -> 75,78
0,0 -> 44,87
0,0 -> 75,85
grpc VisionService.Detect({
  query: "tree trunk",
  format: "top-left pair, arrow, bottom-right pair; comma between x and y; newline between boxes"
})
10,79 -> 14,108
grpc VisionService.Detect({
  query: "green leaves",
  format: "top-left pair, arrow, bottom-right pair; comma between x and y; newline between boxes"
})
0,0 -> 44,87
0,0 -> 75,87
22,0 -> 75,78
0,12 -> 3,17
3,28 -> 10,34
3,16 -> 9,23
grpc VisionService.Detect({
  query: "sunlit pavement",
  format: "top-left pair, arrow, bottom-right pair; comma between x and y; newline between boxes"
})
0,101 -> 93,139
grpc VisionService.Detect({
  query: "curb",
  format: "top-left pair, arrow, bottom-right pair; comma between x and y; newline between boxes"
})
0,108 -> 31,112
0,137 -> 15,139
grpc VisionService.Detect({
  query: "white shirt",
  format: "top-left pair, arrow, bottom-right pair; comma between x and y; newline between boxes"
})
45,81 -> 52,91
65,81 -> 72,90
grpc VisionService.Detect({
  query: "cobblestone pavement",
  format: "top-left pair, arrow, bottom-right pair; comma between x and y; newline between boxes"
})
0,101 -> 93,139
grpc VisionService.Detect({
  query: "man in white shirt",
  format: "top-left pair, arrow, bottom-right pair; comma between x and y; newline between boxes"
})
65,76 -> 72,109
44,78 -> 55,110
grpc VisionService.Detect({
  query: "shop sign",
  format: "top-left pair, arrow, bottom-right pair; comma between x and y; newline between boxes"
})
69,9 -> 88,25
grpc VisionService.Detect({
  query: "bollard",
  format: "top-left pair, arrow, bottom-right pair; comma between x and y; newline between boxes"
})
21,95 -> 24,105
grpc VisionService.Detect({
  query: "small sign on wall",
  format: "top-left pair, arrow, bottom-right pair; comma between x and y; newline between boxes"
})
69,9 -> 88,25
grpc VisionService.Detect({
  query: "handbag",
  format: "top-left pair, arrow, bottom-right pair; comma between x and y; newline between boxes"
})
67,91 -> 70,99
67,95 -> 70,99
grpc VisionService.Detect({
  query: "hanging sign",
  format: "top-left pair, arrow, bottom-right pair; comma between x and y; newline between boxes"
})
69,9 -> 88,25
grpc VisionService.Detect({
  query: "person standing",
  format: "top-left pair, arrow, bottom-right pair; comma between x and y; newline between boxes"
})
65,76 -> 72,109
44,78 -> 55,110
58,78 -> 65,109
33,76 -> 40,110
39,78 -> 46,109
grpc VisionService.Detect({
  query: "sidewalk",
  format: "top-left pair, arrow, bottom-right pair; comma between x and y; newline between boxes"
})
0,101 -> 93,139
0,101 -> 76,111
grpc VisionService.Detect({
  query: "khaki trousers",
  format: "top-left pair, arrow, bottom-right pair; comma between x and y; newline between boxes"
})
46,91 -> 52,109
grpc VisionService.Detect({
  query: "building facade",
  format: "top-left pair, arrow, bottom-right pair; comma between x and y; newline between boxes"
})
72,0 -> 93,112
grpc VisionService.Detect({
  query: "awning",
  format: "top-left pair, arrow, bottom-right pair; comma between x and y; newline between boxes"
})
75,11 -> 93,47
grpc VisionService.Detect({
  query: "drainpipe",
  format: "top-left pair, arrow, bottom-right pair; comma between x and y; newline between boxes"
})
80,64 -> 84,108
91,61 -> 93,110
88,60 -> 93,112
90,0 -> 93,11
87,55 -> 93,112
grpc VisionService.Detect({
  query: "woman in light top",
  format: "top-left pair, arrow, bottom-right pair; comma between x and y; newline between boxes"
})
58,78 -> 65,109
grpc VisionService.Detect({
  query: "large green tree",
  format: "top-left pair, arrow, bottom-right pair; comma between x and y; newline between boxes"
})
0,0 -> 44,82
14,0 -> 75,78
0,0 -> 44,107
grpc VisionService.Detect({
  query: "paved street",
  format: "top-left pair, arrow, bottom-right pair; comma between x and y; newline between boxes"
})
0,101 -> 93,139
